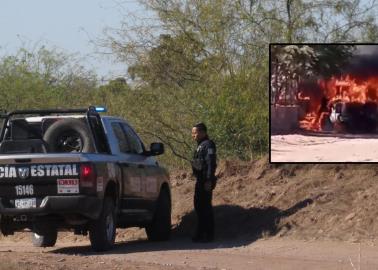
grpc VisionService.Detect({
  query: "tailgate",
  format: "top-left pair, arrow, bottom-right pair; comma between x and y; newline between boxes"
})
0,160 -> 82,210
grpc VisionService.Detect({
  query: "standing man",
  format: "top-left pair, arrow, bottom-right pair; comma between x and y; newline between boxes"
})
191,123 -> 217,243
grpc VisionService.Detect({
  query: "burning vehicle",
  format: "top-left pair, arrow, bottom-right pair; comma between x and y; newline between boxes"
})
329,101 -> 378,133
299,75 -> 378,134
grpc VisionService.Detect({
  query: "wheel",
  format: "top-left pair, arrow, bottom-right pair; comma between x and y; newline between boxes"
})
43,118 -> 95,153
145,189 -> 171,241
89,197 -> 116,251
31,229 -> 58,247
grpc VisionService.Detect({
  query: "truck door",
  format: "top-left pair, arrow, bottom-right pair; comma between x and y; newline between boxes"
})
110,122 -> 145,211
120,123 -> 160,204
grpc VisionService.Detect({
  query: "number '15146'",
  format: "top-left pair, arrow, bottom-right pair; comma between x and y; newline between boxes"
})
15,185 -> 34,196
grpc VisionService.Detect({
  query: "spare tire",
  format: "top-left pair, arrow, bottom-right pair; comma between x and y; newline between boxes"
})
43,118 -> 95,153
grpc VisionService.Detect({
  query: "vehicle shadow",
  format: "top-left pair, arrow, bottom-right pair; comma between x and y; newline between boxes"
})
51,198 -> 313,255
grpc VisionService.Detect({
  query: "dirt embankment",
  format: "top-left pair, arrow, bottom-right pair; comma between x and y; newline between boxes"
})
169,157 -> 378,242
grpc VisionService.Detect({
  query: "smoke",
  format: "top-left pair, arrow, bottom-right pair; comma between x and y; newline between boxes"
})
356,45 -> 378,55
344,45 -> 378,78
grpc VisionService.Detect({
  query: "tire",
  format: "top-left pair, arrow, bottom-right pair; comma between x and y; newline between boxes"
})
89,197 -> 116,252
31,229 -> 58,247
145,189 -> 171,241
43,118 -> 95,153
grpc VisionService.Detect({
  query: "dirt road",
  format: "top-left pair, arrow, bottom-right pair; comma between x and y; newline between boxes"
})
270,133 -> 378,162
2,236 -> 378,270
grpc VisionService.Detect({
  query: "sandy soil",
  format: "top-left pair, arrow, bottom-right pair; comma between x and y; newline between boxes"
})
271,133 -> 378,162
1,237 -> 378,270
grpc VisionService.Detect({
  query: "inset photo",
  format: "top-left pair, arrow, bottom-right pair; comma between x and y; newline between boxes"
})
270,44 -> 378,163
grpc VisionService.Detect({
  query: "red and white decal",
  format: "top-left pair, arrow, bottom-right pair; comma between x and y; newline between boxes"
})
57,179 -> 79,194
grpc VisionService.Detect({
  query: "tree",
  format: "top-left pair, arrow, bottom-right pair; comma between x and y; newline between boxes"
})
310,45 -> 355,77
100,0 -> 378,166
271,45 -> 317,104
271,44 -> 355,104
0,46 -> 98,110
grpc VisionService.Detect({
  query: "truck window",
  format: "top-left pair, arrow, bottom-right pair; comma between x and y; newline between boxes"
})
88,115 -> 109,153
121,123 -> 144,155
111,122 -> 131,153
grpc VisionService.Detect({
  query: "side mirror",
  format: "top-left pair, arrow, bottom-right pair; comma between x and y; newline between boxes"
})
148,142 -> 164,156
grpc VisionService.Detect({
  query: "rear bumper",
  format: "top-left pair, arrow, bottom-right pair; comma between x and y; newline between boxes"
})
0,195 -> 102,220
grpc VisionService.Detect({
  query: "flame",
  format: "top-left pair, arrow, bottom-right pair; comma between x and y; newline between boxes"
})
299,74 -> 378,132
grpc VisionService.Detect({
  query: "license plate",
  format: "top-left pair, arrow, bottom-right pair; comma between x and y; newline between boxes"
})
15,198 -> 37,209
57,179 -> 79,194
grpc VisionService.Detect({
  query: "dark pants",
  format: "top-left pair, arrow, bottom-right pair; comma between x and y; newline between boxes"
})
194,180 -> 214,239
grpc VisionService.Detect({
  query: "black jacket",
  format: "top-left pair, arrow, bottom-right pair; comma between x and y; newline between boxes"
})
192,137 -> 217,183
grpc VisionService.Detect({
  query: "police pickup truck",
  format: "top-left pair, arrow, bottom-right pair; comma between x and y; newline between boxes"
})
0,106 -> 171,251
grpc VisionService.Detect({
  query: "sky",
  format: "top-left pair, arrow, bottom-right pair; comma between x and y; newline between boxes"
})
1,0 -> 376,81
0,0 -> 146,80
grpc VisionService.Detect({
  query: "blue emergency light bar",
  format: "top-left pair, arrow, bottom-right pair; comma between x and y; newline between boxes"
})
94,106 -> 107,113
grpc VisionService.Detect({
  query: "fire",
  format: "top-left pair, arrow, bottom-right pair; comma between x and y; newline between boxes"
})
299,74 -> 378,132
